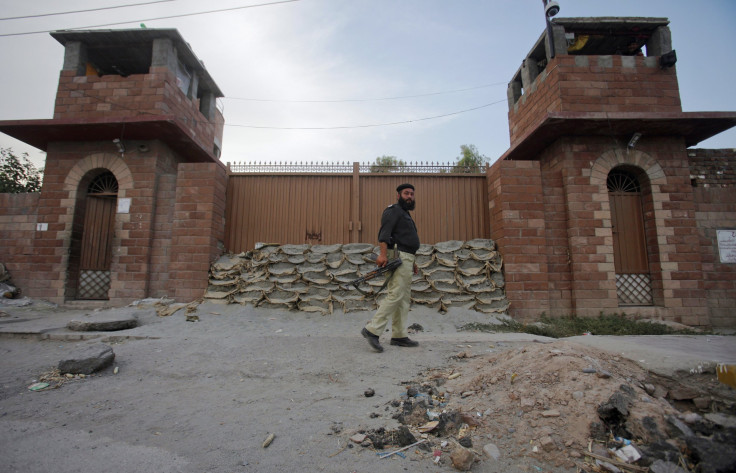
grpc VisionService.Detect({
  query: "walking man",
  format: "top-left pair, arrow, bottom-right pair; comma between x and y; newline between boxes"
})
361,183 -> 420,352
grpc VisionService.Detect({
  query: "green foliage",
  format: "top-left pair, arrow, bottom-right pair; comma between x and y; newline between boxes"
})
370,155 -> 406,173
0,148 -> 42,193
460,313 -> 703,338
452,144 -> 488,173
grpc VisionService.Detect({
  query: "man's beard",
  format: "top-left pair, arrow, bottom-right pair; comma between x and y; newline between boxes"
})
398,196 -> 415,211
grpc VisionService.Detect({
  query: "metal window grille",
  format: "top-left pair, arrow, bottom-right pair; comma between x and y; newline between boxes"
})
78,270 -> 111,300
615,273 -> 653,306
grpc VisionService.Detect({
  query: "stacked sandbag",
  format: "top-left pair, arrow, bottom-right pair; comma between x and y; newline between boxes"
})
204,240 -> 509,315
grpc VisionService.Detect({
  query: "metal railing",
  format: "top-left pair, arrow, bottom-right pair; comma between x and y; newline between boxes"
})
226,161 -> 487,174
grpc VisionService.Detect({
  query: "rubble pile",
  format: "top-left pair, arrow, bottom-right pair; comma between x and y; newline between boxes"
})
348,340 -> 736,472
0,262 -> 18,299
203,240 -> 509,315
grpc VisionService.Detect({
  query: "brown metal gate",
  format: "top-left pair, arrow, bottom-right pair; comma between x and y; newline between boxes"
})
224,163 -> 490,253
608,170 -> 652,305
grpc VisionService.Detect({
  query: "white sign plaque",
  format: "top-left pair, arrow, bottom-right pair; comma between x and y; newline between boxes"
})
117,198 -> 131,214
717,229 -> 736,264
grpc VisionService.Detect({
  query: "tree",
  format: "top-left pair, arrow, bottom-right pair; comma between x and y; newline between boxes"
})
452,144 -> 488,173
0,148 -> 43,193
370,155 -> 406,173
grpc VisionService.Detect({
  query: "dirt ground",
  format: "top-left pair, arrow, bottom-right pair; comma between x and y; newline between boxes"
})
1,299 -> 735,473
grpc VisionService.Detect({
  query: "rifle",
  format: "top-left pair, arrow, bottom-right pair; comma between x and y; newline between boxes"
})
340,256 -> 402,297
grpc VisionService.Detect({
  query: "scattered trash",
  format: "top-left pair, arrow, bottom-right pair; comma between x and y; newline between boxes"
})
185,314 -> 199,322
613,436 -> 631,446
510,373 -> 518,384
717,363 -> 736,389
448,372 -> 461,380
377,439 -> 426,459
28,382 -> 49,391
113,366 -> 119,375
262,433 -> 275,448
614,444 -> 641,463
433,449 -> 441,464
418,420 -> 439,433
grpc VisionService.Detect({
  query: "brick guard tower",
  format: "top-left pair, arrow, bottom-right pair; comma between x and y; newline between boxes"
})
0,29 -> 227,305
488,17 -> 736,326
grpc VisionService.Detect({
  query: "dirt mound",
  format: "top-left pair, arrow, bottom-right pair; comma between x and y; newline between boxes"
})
355,339 -> 736,471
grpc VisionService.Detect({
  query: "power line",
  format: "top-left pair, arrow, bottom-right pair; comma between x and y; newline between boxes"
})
224,100 -> 506,130
0,0 -> 175,21
0,0 -> 301,38
54,80 -> 506,130
226,82 -> 507,103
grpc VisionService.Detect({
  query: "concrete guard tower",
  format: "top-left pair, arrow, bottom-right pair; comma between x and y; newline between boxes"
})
0,29 -> 227,305
487,17 -> 736,326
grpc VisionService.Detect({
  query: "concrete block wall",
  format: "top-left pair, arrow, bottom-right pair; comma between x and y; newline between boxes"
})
508,55 -> 682,147
54,68 -> 222,158
690,149 -> 736,328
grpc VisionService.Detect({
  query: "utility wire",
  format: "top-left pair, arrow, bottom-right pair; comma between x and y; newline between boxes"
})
0,0 -> 175,21
225,100 -> 506,130
0,0 -> 301,37
227,82 -> 507,103
54,81 -> 505,130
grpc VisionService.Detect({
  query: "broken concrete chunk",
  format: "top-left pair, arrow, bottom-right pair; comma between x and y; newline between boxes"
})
483,443 -> 501,460
58,343 -> 115,375
450,446 -> 475,471
539,435 -> 556,452
67,312 -> 138,331
350,433 -> 366,444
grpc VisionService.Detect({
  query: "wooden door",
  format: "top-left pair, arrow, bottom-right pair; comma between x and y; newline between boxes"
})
608,170 -> 652,305
77,172 -> 118,300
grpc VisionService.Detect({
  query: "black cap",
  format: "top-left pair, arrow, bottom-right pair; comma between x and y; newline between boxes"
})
396,183 -> 414,192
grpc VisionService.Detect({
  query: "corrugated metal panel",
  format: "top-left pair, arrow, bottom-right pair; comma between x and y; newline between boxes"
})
360,175 -> 489,245
225,172 -> 490,253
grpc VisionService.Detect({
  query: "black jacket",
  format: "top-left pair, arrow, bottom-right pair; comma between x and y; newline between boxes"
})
377,204 -> 420,254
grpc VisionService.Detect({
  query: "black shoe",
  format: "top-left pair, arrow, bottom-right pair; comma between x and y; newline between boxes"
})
390,337 -> 419,347
361,328 -> 383,352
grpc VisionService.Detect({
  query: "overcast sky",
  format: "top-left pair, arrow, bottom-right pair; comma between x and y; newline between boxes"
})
1,0 -> 735,170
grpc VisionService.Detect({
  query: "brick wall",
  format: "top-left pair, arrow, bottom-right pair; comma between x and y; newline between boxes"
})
0,193 -> 40,294
54,68 -> 222,159
508,55 -> 682,146
488,159 -> 550,321
168,162 -> 228,301
1,140 -> 227,306
690,149 -> 736,328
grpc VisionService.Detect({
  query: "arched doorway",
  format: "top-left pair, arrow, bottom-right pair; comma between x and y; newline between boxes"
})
75,171 -> 118,300
608,168 -> 653,306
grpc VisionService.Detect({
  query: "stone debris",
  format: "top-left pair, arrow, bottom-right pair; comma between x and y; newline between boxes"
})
450,446 -> 476,471
67,313 -> 138,331
203,240 -> 509,315
344,339 -> 736,472
58,343 -> 115,375
0,263 -> 18,298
